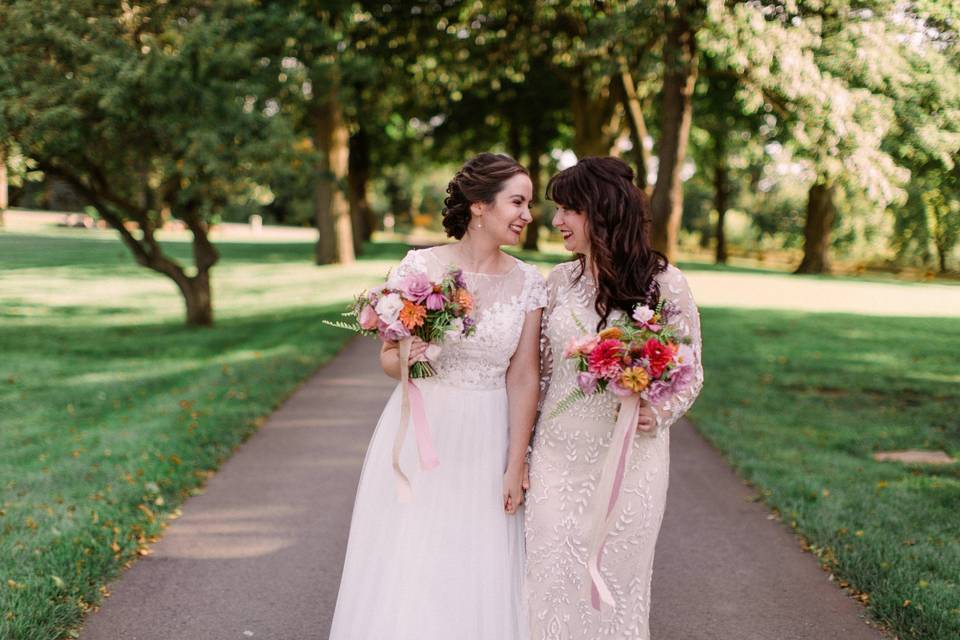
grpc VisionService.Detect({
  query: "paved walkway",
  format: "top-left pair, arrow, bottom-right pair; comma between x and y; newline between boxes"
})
79,338 -> 886,640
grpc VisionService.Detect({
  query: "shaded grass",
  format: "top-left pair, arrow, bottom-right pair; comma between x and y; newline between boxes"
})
3,227 -> 958,639
0,231 -> 404,640
690,308 -> 960,640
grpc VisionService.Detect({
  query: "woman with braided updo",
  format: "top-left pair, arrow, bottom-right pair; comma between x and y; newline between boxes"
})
329,153 -> 546,640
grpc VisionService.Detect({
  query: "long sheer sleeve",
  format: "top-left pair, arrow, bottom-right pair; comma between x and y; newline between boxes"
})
537,266 -> 565,412
649,266 -> 704,432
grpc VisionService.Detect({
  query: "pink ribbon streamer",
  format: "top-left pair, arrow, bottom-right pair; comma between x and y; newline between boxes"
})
392,337 -> 440,502
587,394 -> 642,610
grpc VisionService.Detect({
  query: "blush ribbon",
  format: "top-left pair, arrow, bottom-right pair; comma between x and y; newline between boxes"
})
587,394 -> 642,610
392,337 -> 440,502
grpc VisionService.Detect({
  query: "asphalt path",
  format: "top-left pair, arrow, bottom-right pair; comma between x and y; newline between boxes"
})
79,338 -> 886,640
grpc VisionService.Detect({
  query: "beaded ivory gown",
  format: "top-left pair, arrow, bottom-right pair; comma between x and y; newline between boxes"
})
525,261 -> 704,640
329,247 -> 546,640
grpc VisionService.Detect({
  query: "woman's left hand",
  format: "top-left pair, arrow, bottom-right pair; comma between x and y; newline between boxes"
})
636,401 -> 656,433
503,464 -> 525,515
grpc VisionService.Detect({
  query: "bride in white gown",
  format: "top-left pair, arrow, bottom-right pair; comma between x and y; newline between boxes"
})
329,153 -> 546,640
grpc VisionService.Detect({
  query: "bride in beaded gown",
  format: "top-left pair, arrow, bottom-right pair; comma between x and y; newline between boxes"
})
329,154 -> 546,640
525,158 -> 704,640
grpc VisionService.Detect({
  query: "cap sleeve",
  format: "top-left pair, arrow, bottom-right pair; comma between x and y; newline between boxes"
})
387,248 -> 427,286
520,261 -> 548,313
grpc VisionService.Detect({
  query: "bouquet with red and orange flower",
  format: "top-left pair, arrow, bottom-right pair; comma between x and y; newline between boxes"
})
325,266 -> 477,378
552,298 -> 697,611
549,299 -> 696,417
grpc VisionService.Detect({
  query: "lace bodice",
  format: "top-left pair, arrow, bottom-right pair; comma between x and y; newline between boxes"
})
539,260 -> 704,431
389,247 -> 547,390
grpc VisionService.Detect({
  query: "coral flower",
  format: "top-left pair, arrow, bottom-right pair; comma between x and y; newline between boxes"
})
620,367 -> 651,393
453,288 -> 474,314
598,326 -> 622,341
642,338 -> 675,378
399,300 -> 427,329
587,338 -> 624,379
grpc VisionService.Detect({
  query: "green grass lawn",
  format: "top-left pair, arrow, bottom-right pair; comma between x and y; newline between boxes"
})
0,230 -> 407,640
690,308 -> 960,640
2,227 -> 958,640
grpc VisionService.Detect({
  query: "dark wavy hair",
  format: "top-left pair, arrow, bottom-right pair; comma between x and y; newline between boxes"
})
546,156 -> 668,329
442,153 -> 529,239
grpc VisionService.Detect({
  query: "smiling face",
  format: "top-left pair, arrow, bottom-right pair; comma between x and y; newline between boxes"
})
552,203 -> 590,256
470,173 -> 534,246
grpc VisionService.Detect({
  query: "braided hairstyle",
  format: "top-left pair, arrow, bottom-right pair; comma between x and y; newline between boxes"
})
545,156 -> 668,329
442,153 -> 529,239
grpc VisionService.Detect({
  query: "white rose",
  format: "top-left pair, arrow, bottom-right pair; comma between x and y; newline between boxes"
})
632,304 -> 654,323
375,293 -> 404,324
446,317 -> 464,337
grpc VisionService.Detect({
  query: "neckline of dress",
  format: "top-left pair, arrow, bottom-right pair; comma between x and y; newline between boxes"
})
424,246 -> 520,277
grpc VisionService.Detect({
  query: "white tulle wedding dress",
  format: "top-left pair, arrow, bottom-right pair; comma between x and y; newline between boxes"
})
328,247 -> 546,640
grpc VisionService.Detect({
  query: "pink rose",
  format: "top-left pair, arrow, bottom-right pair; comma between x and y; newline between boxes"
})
358,304 -> 379,330
564,335 -> 601,358
399,273 -> 432,303
383,320 -> 411,342
577,371 -> 599,395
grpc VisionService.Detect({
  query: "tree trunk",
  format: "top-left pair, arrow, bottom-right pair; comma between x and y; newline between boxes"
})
172,271 -> 213,326
714,161 -> 729,264
312,79 -> 354,266
650,9 -> 699,262
523,131 -> 543,251
348,127 -> 373,253
571,75 -> 619,158
795,181 -> 836,274
619,67 -> 653,193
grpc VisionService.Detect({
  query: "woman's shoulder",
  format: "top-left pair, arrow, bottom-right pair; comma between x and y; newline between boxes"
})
511,254 -> 547,279
546,259 -> 580,283
655,262 -> 688,282
655,262 -> 695,299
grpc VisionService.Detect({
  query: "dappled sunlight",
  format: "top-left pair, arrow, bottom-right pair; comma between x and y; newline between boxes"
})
687,271 -> 960,317
160,507 -> 299,560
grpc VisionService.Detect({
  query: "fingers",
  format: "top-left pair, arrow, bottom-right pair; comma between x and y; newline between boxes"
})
503,488 -> 524,514
636,415 -> 655,432
522,462 -> 530,491
636,405 -> 657,432
407,342 -> 429,364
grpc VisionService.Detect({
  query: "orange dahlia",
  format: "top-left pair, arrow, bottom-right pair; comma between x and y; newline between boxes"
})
399,300 -> 426,329
620,366 -> 651,393
598,326 -> 623,340
453,288 -> 474,314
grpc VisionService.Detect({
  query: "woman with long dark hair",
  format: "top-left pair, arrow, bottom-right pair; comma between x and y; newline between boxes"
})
329,153 -> 545,640
525,156 -> 703,638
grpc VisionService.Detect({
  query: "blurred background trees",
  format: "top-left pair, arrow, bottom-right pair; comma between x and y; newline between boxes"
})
2,0 -> 958,323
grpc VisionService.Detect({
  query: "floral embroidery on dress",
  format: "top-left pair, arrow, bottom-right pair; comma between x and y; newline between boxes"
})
526,260 -> 703,640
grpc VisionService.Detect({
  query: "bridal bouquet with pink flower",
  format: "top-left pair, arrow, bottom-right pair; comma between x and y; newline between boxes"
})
326,265 -> 478,501
549,299 -> 696,417
553,298 -> 697,611
326,265 -> 477,378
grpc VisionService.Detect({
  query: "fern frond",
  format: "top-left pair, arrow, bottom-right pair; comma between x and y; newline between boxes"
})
548,388 -> 586,419
322,319 -> 362,332
570,310 -> 589,334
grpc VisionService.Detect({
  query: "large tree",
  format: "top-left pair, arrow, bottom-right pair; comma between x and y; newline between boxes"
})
0,0 -> 291,325
705,0 -> 909,274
